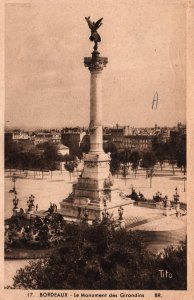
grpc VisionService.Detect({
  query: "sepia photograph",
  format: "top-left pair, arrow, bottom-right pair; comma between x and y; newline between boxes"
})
2,0 -> 190,296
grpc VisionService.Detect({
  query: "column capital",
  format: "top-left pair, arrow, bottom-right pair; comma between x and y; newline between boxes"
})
84,50 -> 108,72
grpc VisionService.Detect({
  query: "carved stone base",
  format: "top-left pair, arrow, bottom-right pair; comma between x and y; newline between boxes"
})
60,199 -> 114,221
59,201 -> 102,221
59,189 -> 125,221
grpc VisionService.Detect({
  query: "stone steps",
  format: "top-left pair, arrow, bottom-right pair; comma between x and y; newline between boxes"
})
126,214 -> 165,229
142,228 -> 186,244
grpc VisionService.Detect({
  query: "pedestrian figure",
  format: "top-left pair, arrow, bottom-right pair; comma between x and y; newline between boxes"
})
163,196 -> 168,208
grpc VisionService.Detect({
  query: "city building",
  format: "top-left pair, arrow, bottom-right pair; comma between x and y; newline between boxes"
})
124,134 -> 154,151
32,131 -> 61,145
61,128 -> 86,149
109,124 -> 180,152
110,125 -> 125,150
5,130 -> 32,148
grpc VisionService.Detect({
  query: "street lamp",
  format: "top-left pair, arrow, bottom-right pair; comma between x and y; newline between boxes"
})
102,210 -> 110,219
10,173 -> 17,194
118,206 -> 124,220
183,176 -> 186,192
103,196 -> 107,210
27,194 -> 35,211
13,195 -> 19,210
118,206 -> 125,228
173,187 -> 180,204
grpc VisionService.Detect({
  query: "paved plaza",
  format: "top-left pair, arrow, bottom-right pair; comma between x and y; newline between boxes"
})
5,163 -> 187,246
5,163 -> 186,220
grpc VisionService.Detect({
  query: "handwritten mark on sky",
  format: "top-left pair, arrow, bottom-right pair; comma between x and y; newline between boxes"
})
152,92 -> 159,110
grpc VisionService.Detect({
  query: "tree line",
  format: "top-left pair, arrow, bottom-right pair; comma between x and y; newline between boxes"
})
5,132 -> 186,182
101,133 -> 185,188
5,141 -> 63,176
9,219 -> 187,290
105,134 -> 186,178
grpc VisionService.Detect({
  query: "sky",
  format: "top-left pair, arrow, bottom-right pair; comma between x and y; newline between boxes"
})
5,0 -> 186,129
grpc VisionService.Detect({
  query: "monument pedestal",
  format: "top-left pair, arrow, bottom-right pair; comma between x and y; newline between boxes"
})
60,151 -> 114,221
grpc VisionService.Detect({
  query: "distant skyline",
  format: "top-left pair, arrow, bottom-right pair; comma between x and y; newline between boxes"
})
5,122 -> 186,132
5,0 -> 186,129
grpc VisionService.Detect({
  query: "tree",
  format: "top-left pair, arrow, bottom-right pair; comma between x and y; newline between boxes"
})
140,152 -> 156,188
119,149 -> 131,166
153,240 -> 187,290
5,140 -> 61,176
63,154 -> 79,180
103,142 -> 117,154
19,152 -> 31,172
176,151 -> 186,175
155,144 -> 167,171
41,142 -> 59,162
64,162 -> 75,181
79,136 -> 90,155
38,155 -> 47,179
118,149 -> 131,184
151,134 -> 186,174
64,154 -> 76,162
12,259 -> 49,289
176,135 -> 186,175
110,151 -> 121,177
65,163 -> 74,181
121,164 -> 129,180
11,221 -> 187,290
169,155 -> 177,176
129,151 -> 141,178
37,142 -> 59,177
11,224 -> 153,289
49,161 -> 57,179
70,143 -> 83,159
167,137 -> 178,175
5,140 -> 24,173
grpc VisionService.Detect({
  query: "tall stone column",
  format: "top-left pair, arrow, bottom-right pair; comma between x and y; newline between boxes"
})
85,51 -> 108,152
90,69 -> 103,152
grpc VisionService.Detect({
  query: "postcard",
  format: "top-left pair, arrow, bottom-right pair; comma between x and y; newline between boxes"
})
1,0 -> 194,299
